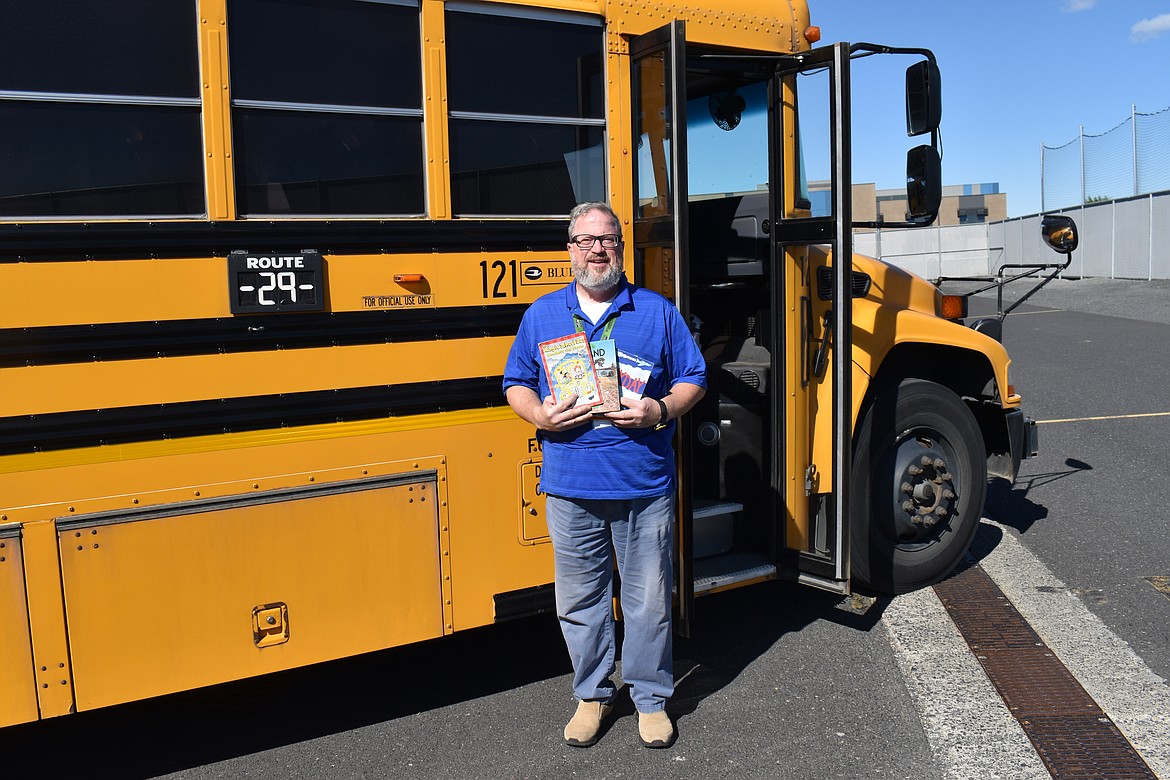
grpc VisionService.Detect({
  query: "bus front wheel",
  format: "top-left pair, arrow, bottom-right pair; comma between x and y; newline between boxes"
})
850,379 -> 987,594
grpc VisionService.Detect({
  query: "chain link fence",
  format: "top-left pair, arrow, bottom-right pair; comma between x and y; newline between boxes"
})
1042,105 -> 1170,211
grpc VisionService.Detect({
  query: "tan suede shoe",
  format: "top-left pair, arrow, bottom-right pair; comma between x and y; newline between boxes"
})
637,710 -> 676,748
563,700 -> 613,747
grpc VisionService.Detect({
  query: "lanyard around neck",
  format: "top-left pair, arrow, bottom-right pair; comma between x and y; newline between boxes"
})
573,312 -> 615,341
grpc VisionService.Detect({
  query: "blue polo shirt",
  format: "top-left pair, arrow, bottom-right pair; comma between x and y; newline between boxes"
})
503,280 -> 707,499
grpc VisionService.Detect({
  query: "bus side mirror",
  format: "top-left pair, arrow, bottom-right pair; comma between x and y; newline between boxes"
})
906,59 -> 941,136
906,145 -> 941,223
1041,215 -> 1079,254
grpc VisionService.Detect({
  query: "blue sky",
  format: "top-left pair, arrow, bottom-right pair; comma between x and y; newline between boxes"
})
822,0 -> 1170,217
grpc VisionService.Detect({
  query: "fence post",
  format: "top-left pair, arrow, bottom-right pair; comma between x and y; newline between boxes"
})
1079,125 -> 1086,206
1040,143 -> 1046,213
937,222 -> 943,279
1111,200 -> 1116,279
1132,104 -> 1138,198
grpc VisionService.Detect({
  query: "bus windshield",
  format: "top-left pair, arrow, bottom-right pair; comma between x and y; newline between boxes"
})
687,79 -> 769,199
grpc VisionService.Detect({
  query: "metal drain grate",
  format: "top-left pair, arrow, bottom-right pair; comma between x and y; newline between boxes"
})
978,649 -> 1100,716
1022,715 -> 1155,780
934,558 -> 1156,780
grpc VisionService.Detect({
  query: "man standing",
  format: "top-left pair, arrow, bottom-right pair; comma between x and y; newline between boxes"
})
503,202 -> 706,748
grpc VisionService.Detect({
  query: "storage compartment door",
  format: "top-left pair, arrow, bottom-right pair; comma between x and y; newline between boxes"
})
59,473 -> 443,711
0,528 -> 38,726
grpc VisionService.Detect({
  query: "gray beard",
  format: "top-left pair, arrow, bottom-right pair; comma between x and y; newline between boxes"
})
573,261 -> 624,293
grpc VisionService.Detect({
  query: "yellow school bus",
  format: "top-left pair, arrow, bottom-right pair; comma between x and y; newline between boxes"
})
0,0 -> 1041,727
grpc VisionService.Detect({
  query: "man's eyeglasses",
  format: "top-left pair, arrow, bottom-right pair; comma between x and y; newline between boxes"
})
570,234 -> 622,249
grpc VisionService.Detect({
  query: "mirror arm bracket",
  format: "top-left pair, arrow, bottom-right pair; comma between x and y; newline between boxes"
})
995,256 -> 1073,319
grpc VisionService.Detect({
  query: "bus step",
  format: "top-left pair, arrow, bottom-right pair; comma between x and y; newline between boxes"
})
692,499 -> 744,519
692,499 -> 742,557
693,552 -> 776,596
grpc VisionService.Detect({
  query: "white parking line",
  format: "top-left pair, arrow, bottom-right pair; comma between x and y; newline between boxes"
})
1038,411 -> 1170,424
1002,308 -> 1066,315
884,522 -> 1170,779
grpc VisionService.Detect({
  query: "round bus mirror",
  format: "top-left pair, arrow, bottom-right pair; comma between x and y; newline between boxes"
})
709,90 -> 745,131
1041,215 -> 1079,254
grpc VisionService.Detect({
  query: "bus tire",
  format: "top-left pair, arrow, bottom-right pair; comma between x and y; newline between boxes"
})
850,378 -> 986,594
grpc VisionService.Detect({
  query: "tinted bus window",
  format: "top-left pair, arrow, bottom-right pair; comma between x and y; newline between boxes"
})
0,0 -> 199,98
0,0 -> 204,219
446,6 -> 605,216
232,109 -> 425,216
228,0 -> 421,109
446,11 -> 603,119
0,101 -> 204,218
227,0 -> 425,217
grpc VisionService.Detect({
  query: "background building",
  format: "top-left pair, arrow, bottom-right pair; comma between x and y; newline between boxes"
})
809,181 -> 1007,226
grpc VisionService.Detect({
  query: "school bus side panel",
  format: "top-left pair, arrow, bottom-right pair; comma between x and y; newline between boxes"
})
0,530 -> 39,727
59,466 -> 444,712
2,409 -> 556,713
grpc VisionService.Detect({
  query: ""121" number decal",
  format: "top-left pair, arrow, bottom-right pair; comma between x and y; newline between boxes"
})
480,259 -> 518,299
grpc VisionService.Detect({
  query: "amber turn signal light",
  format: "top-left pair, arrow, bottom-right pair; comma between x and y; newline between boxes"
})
940,294 -> 967,320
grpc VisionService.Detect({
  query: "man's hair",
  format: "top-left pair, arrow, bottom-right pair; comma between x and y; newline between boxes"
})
568,202 -> 621,239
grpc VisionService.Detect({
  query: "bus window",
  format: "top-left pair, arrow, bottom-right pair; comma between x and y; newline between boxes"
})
445,4 -> 605,216
227,0 -> 425,217
792,66 -> 833,217
684,73 -> 772,285
0,0 -> 204,219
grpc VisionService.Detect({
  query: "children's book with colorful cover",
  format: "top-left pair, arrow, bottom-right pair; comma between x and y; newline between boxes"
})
589,339 -> 620,414
539,333 -> 602,407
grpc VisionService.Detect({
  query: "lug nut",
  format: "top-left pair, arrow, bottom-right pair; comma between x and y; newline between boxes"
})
933,458 -> 946,469
921,456 -> 933,466
901,482 -> 913,494
943,489 -> 955,500
902,500 -> 915,513
908,465 -> 923,476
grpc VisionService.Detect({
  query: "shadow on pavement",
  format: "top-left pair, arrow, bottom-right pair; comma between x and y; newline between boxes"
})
668,580 -> 888,720
982,457 -> 1091,534
0,580 -> 882,778
0,615 -> 570,778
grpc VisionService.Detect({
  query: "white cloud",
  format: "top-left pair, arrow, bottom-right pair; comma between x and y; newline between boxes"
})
1131,13 -> 1170,42
1063,0 -> 1096,11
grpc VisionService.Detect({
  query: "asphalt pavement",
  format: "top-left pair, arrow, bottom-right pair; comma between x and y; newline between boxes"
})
981,276 -> 1170,686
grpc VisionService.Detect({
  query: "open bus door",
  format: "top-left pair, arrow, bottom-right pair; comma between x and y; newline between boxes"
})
631,26 -> 856,632
630,21 -> 697,635
630,26 -> 944,619
770,43 -> 943,592
771,44 -> 854,593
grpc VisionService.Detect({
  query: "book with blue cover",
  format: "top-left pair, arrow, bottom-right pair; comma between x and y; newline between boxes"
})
617,348 -> 652,402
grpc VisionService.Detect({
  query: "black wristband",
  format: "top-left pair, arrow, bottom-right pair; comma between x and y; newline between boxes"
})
654,397 -> 669,426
